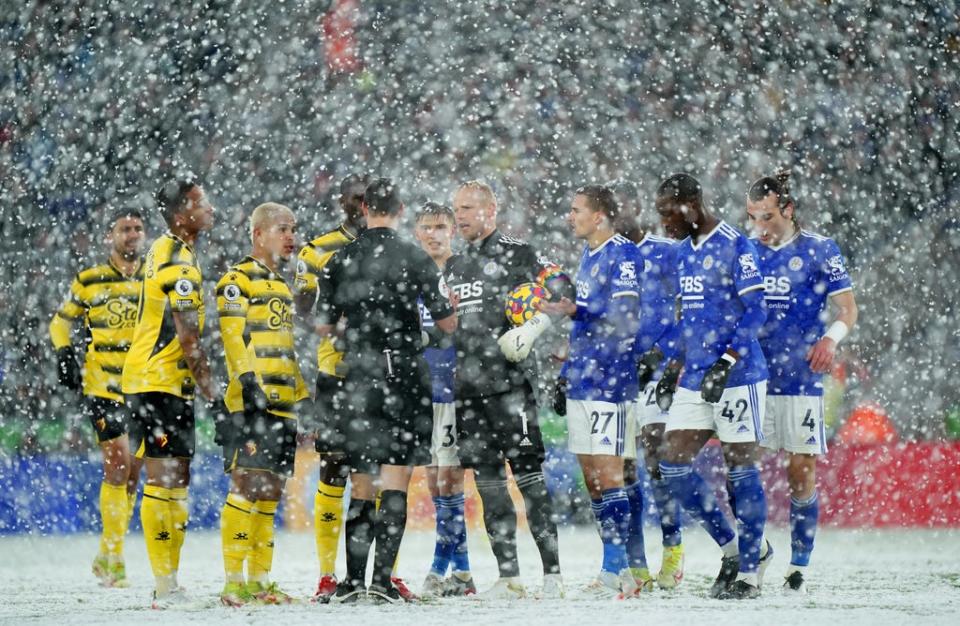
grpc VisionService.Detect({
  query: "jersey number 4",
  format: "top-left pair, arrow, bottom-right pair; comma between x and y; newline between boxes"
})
590,411 -> 615,434
801,409 -> 816,431
721,399 -> 748,423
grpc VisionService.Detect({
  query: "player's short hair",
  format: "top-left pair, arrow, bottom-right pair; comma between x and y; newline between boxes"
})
749,169 -> 794,211
415,201 -> 455,224
157,180 -> 197,226
340,172 -> 371,196
656,173 -> 702,206
250,202 -> 294,242
106,208 -> 144,230
457,180 -> 498,209
363,178 -> 402,216
575,184 -> 620,222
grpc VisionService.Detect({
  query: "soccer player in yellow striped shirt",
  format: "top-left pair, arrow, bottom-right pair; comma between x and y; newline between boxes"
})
48,208 -> 147,588
121,180 -> 218,608
216,202 -> 308,606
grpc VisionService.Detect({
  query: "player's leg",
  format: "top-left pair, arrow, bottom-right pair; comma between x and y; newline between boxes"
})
438,465 -> 475,595
641,421 -> 685,589
423,401 -> 449,595
715,382 -> 769,600
313,373 -> 349,599
368,464 -> 415,603
98,433 -> 132,586
219,466 -> 256,606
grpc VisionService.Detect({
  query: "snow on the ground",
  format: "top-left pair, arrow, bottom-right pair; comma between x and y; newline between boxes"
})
2,525 -> 959,625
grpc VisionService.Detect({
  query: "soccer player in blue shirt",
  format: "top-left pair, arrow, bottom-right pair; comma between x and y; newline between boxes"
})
746,171 -> 858,594
542,185 -> 642,597
654,173 -> 772,600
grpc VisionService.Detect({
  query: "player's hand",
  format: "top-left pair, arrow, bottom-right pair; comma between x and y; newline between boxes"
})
656,360 -> 683,411
498,312 -> 553,362
700,355 -> 735,404
239,372 -> 268,416
56,347 -> 82,391
806,337 -> 836,374
637,348 -> 664,389
553,377 -> 567,416
536,297 -> 576,318
206,399 -> 231,446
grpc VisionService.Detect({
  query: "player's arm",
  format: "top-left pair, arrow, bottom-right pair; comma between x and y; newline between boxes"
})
419,255 -> 457,334
312,254 -> 345,341
173,309 -> 216,400
808,244 -> 858,373
294,245 -> 337,336
217,274 -> 269,414
48,275 -> 86,390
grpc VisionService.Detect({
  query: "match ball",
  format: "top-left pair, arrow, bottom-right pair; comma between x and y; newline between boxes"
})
505,282 -> 550,326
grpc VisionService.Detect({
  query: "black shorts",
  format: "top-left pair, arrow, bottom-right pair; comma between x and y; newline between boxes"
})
456,381 -> 545,472
126,392 -> 195,459
333,356 -> 433,469
83,396 -> 135,445
223,411 -> 298,478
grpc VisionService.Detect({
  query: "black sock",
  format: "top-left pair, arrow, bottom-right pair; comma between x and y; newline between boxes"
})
475,465 -> 519,578
344,498 -> 376,587
372,490 -> 408,589
516,470 -> 561,575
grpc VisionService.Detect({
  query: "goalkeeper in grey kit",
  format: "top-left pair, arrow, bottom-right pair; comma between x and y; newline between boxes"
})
443,181 -> 574,598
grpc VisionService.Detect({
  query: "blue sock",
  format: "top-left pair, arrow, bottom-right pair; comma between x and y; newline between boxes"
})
790,491 -> 819,567
599,488 -> 630,574
651,477 -> 682,547
590,498 -> 603,533
624,481 -> 648,569
447,493 -> 471,573
659,462 -> 736,549
728,466 -> 767,574
430,496 -> 453,576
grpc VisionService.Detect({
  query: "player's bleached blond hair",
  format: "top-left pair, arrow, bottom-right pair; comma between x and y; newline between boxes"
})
250,202 -> 295,243
457,180 -> 498,209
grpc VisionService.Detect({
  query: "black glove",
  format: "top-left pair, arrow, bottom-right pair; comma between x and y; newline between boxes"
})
207,399 -> 231,446
637,348 -> 664,389
56,347 -> 82,391
700,356 -> 735,404
239,372 -> 268,416
656,361 -> 683,412
553,377 -> 567,416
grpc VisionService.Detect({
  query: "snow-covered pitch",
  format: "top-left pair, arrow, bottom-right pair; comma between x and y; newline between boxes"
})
3,525 -> 959,625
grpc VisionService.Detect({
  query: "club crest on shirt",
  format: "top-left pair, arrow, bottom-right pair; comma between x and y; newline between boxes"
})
789,256 -> 803,271
296,259 -> 307,277
438,276 -> 449,298
590,264 -> 600,277
644,259 -> 652,273
483,261 -> 499,276
702,255 -> 714,270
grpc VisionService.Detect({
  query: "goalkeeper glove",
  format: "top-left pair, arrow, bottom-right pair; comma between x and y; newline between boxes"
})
498,313 -> 553,362
207,399 -> 233,446
56,347 -> 82,391
700,354 -> 736,404
553,377 -> 567,416
656,360 -> 683,412
239,372 -> 268,416
637,348 -> 664,389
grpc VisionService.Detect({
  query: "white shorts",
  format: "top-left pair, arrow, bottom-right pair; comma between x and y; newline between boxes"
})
636,380 -> 669,428
665,381 -> 767,444
429,402 -> 460,467
761,394 -> 827,455
566,400 -> 637,457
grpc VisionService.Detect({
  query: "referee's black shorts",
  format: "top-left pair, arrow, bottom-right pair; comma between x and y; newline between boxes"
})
125,392 -> 195,459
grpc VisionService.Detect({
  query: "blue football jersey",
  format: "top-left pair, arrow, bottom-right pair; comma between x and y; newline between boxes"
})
636,233 -> 679,381
418,297 -> 455,403
562,234 -> 641,402
755,230 -> 853,396
676,221 -> 769,390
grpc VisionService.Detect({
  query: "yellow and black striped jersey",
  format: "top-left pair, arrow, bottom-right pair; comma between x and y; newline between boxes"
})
294,224 -> 357,376
121,233 -> 205,399
49,259 -> 144,402
217,256 -> 307,418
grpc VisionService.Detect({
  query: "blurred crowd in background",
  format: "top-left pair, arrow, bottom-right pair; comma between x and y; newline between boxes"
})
2,0 -> 958,453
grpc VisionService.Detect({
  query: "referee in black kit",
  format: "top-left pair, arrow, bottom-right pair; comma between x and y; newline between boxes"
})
315,178 -> 458,604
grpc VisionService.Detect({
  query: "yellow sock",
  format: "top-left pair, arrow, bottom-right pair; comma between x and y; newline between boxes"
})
249,500 -> 278,583
141,485 -> 174,591
221,493 -> 253,583
169,487 -> 189,574
126,490 -> 137,528
100,482 -> 128,558
314,482 -> 345,575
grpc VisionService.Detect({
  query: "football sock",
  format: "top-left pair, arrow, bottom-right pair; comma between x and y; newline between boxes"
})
372,490 -> 407,589
249,499 -> 278,584
599,488 -> 630,574
314,481 -> 345,576
169,487 -> 189,574
221,493 -> 252,583
790,491 -> 819,567
344,498 -> 376,587
100,481 -> 127,558
126,490 -> 137,528
728,466 -> 766,575
448,492 -> 471,573
516,471 -> 561,575
430,496 -> 453,576
625,481 -> 648,570
141,485 -> 174,590
475,475 -> 520,578
651,477 -> 683,547
660,462 -> 737,549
